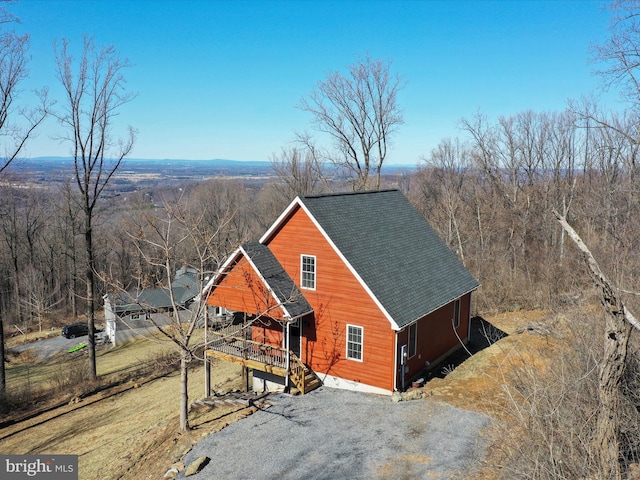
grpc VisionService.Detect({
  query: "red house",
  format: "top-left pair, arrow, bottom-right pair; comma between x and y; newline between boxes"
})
204,190 -> 479,395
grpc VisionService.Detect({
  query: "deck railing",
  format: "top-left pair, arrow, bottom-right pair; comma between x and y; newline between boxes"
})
206,330 -> 288,369
206,330 -> 308,391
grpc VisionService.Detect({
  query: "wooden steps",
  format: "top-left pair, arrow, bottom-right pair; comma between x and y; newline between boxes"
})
289,366 -> 322,395
206,336 -> 321,395
191,391 -> 271,410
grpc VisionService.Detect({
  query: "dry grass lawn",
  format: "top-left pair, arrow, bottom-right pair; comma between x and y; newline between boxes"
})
0,310 -> 571,480
0,334 -> 246,480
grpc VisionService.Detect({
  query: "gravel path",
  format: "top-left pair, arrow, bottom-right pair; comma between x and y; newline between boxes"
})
179,387 -> 492,480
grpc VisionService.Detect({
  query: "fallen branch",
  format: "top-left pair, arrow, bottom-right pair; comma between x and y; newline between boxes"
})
553,209 -> 640,332
553,209 -> 635,480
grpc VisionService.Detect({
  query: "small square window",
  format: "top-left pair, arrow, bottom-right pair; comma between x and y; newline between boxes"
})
130,313 -> 140,321
346,325 -> 363,361
301,255 -> 316,290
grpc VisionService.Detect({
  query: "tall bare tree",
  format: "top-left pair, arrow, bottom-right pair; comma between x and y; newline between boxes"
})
596,1 -> 640,112
0,1 -> 49,398
0,3 -> 49,175
54,36 -> 136,379
554,210 -> 640,479
112,194 -> 232,432
419,138 -> 471,265
298,55 -> 404,191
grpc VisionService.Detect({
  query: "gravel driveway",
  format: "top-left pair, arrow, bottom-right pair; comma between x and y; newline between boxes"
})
180,387 -> 492,480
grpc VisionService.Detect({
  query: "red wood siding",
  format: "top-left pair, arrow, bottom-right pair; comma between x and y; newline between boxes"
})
397,292 -> 473,387
252,319 -> 284,347
206,256 -> 287,321
265,206 -> 396,392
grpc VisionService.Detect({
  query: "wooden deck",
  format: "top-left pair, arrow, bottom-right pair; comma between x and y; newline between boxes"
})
205,331 -> 320,394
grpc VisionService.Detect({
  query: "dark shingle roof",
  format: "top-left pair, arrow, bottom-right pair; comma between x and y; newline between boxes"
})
242,242 -> 313,319
107,289 -> 172,314
108,268 -> 200,314
171,269 -> 200,304
299,189 -> 479,328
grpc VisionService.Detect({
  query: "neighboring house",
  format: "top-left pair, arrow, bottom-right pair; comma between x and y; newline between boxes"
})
203,190 -> 480,395
103,266 -> 201,346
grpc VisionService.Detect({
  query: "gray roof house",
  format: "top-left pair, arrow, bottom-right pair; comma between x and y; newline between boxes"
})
103,266 -> 200,346
205,189 -> 480,395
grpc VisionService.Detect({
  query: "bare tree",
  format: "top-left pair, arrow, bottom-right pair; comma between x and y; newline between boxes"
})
270,146 -> 323,202
54,181 -> 84,319
0,1 -> 49,399
20,265 -> 62,332
419,138 -> 471,265
554,209 -> 640,479
0,2 -> 49,175
595,1 -> 640,112
108,194 -> 231,432
297,55 -> 404,191
54,36 -> 136,380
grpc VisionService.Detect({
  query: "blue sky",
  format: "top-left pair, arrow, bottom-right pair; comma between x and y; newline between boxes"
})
10,0 -> 618,165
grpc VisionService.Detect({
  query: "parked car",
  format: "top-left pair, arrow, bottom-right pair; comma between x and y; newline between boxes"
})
62,323 -> 88,339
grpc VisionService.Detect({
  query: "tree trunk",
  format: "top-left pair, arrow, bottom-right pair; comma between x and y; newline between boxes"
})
180,350 -> 190,432
0,310 -> 5,398
85,222 -> 97,380
596,308 -> 631,480
553,209 -> 640,479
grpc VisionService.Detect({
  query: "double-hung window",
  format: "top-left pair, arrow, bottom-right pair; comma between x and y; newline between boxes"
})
453,298 -> 461,329
301,255 -> 316,290
408,323 -> 417,358
346,324 -> 363,361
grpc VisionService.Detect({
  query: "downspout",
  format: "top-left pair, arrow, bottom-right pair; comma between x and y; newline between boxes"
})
393,331 -> 399,392
284,321 -> 290,390
466,294 -> 473,343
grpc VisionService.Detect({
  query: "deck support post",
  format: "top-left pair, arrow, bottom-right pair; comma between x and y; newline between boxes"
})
285,321 -> 290,390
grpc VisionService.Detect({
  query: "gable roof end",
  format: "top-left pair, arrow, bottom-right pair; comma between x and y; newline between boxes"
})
297,190 -> 479,329
241,242 -> 313,320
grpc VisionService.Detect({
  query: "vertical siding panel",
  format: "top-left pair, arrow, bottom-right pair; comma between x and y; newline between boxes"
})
266,206 -> 396,392
207,257 -> 287,320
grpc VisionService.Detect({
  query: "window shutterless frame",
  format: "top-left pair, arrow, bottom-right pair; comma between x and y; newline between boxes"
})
300,254 -> 316,290
408,322 -> 417,358
453,298 -> 461,329
346,324 -> 364,361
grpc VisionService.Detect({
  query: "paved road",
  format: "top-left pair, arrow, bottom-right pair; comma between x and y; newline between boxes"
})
180,387 -> 492,480
10,333 -> 98,361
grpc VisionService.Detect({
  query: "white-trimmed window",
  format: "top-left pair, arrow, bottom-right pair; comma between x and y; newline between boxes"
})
408,323 -> 417,358
301,255 -> 316,290
130,313 -> 140,321
212,306 -> 227,317
346,324 -> 363,361
453,298 -> 461,329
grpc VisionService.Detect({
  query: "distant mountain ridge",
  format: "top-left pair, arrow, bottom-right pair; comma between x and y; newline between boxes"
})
27,157 -> 268,166
21,156 -> 416,172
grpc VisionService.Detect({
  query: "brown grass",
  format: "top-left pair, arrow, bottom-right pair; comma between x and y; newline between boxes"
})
0,309 -> 606,480
0,333 -> 245,480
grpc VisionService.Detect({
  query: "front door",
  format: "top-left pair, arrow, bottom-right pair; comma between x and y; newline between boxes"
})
289,319 -> 301,357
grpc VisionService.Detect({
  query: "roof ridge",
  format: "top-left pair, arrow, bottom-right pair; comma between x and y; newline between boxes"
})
301,189 -> 398,199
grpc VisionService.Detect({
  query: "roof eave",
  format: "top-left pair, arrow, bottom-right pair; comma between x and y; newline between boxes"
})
259,196 -> 303,244
402,284 -> 480,329
295,198 -> 402,331
240,244 -> 311,322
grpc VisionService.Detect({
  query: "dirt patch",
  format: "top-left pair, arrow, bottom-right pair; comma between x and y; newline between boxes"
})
424,310 -> 561,415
